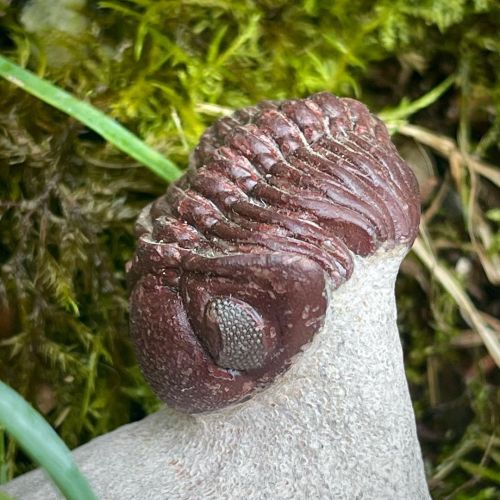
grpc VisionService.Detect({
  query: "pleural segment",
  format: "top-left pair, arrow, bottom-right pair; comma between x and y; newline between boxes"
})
191,93 -> 419,257
136,91 -> 420,289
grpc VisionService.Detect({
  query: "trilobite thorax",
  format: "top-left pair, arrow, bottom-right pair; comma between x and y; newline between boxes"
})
128,92 -> 420,413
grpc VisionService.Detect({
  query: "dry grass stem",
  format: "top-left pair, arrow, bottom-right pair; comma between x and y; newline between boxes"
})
412,234 -> 500,368
398,124 -> 500,188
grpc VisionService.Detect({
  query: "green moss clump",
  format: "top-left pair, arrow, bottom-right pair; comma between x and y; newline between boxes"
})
1,0 -> 499,496
0,87 -> 162,475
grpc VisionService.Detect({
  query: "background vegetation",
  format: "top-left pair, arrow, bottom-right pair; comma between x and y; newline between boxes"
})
0,0 -> 499,497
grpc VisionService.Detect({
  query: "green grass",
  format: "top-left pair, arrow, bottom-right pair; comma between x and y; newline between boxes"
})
0,54 -> 181,182
0,382 -> 96,499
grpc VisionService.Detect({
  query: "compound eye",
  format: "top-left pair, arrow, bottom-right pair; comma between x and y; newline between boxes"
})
203,297 -> 271,372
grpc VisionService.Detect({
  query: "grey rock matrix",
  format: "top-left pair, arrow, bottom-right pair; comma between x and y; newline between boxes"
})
3,247 -> 430,499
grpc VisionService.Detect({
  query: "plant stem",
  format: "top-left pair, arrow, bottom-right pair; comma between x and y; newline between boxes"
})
413,234 -> 500,367
380,75 -> 455,124
0,55 -> 182,182
0,381 -> 96,500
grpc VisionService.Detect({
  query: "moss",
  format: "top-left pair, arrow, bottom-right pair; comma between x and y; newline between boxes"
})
1,0 -> 499,496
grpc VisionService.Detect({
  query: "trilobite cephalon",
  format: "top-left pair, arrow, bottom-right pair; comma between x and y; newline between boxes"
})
128,92 -> 420,413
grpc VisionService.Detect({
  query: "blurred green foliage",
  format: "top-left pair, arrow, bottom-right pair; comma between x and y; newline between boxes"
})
0,0 -> 499,497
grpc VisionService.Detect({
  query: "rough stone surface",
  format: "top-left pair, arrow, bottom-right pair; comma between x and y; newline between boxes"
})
3,247 -> 430,500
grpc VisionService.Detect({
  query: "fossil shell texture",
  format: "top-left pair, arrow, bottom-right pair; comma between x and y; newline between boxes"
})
128,92 -> 420,413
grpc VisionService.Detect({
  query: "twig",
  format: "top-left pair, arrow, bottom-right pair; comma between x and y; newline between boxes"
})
422,172 -> 450,223
397,124 -> 500,188
412,234 -> 500,368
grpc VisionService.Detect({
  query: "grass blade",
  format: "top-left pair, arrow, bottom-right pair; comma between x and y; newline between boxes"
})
0,55 -> 182,182
380,75 -> 455,124
0,381 -> 96,500
413,234 -> 500,367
